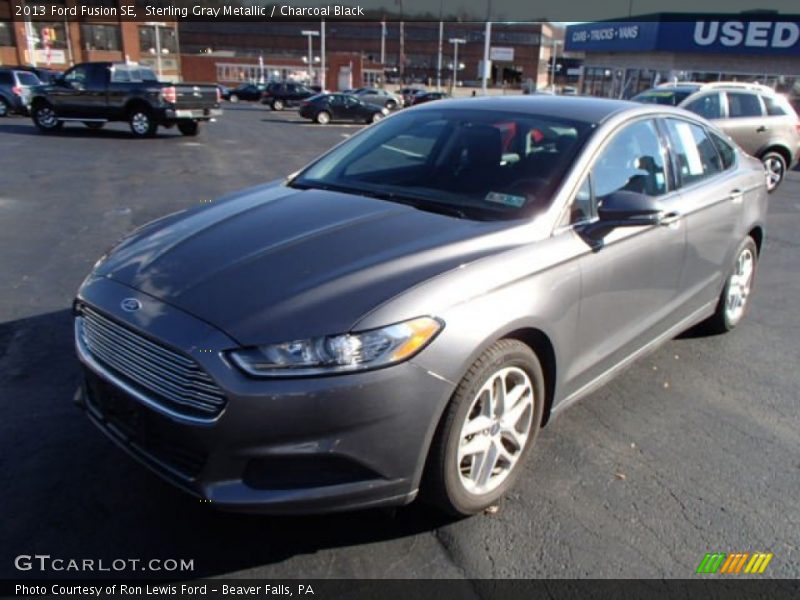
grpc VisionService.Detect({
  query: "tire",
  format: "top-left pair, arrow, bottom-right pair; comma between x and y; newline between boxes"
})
229,94 -> 239,103
424,339 -> 545,516
272,99 -> 284,111
315,111 -> 331,125
128,108 -> 156,138
371,112 -> 384,124
386,100 -> 397,110
703,237 -> 759,334
177,121 -> 200,136
761,151 -> 786,193
0,98 -> 9,118
32,103 -> 62,132
84,122 -> 104,130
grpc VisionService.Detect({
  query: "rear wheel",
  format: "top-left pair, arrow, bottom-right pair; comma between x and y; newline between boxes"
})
32,103 -> 62,131
761,151 -> 786,193
129,108 -> 156,138
371,112 -> 384,124
424,340 -> 544,515
386,100 -> 397,110
704,237 -> 758,333
0,98 -> 9,117
229,94 -> 239,103
315,111 -> 331,125
84,122 -> 104,130
177,121 -> 200,136
272,99 -> 284,111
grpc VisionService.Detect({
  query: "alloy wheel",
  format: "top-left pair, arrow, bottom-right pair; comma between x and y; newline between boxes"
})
457,366 -> 534,495
763,156 -> 784,192
725,247 -> 755,326
131,112 -> 150,136
36,106 -> 58,128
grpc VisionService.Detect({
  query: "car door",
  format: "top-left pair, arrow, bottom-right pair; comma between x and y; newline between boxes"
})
560,118 -> 687,396
51,64 -> 91,117
715,92 -> 766,157
661,117 -> 745,312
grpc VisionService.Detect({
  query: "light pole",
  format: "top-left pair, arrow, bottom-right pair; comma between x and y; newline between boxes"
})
146,22 -> 166,79
301,29 -> 320,85
320,20 -> 326,91
449,38 -> 465,91
482,0 -> 492,95
436,0 -> 444,91
550,39 -> 562,92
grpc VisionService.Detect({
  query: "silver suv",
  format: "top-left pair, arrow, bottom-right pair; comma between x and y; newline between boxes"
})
0,68 -> 41,117
634,82 -> 800,191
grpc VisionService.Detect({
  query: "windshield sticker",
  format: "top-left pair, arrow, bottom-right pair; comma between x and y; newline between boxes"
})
485,192 -> 527,208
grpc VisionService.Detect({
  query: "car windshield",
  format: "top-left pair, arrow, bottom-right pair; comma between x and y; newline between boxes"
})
292,109 -> 593,221
633,90 -> 693,106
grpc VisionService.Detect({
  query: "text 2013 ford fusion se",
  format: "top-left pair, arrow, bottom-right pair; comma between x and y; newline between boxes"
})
74,96 -> 767,515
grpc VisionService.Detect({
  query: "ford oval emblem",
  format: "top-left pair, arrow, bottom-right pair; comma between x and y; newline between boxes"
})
120,298 -> 142,312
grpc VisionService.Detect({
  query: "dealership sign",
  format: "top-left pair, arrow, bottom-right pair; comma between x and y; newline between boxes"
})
489,47 -> 514,61
566,20 -> 800,56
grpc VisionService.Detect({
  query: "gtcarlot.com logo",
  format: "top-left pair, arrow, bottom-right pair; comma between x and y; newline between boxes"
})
14,555 -> 194,573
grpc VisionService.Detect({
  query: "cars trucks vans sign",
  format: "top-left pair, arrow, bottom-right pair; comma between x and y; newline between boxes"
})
565,20 -> 800,56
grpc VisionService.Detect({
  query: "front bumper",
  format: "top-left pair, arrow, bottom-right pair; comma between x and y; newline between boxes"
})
74,277 -> 454,514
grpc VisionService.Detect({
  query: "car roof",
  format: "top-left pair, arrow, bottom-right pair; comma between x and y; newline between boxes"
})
412,95 -> 646,124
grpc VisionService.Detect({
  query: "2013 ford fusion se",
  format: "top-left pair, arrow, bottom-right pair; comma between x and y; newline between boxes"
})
74,96 -> 767,515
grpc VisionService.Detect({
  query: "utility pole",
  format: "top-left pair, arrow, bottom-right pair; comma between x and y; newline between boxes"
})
380,19 -> 386,65
321,20 -> 326,90
436,0 -> 444,91
301,29 -> 320,85
482,0 -> 492,95
449,38 -> 465,92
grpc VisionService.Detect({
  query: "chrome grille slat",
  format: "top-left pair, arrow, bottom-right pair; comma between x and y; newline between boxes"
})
79,306 -> 227,418
82,320 -> 221,394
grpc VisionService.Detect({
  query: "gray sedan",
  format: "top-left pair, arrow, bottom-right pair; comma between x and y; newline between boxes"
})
74,96 -> 767,515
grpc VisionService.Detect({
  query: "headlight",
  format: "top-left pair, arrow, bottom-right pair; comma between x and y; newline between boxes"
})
229,316 -> 442,377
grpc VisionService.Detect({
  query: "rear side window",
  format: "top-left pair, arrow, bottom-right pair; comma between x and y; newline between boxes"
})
664,118 -> 723,186
710,133 -> 736,170
685,93 -> 722,120
17,72 -> 41,86
762,95 -> 789,116
727,92 -> 763,118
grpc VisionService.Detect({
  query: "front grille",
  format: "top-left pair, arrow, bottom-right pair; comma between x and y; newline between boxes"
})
78,306 -> 226,419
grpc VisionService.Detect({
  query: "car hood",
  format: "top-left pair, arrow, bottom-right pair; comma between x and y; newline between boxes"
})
95,183 -> 522,346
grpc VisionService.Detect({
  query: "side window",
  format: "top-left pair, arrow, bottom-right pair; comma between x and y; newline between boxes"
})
710,132 -> 736,170
64,65 -> 89,84
86,64 -> 108,87
762,95 -> 789,116
726,92 -> 763,118
591,120 -> 669,201
664,118 -> 723,186
685,93 -> 722,120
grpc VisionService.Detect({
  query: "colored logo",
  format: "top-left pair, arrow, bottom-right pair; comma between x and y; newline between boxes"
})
120,298 -> 142,312
696,552 -> 773,574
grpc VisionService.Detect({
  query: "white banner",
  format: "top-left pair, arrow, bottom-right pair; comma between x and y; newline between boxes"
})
489,47 -> 514,61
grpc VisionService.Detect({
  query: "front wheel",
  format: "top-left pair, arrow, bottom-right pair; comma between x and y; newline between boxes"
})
704,237 -> 758,333
32,103 -> 62,131
229,94 -> 239,103
272,99 -> 284,111
177,121 -> 200,136
129,108 -> 156,138
371,112 -> 384,124
762,151 -> 786,193
315,111 -> 330,125
424,340 -> 545,515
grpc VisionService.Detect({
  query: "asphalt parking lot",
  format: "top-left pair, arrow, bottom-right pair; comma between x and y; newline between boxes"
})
1,104 -> 798,579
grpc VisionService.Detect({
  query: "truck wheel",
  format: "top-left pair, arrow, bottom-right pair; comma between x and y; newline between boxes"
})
0,98 -> 9,117
272,99 -> 284,111
84,122 -> 104,130
177,121 -> 200,136
32,103 -> 63,131
129,108 -> 156,138
315,111 -> 330,125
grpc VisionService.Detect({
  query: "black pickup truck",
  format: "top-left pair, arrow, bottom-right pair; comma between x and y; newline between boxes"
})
29,62 -> 221,137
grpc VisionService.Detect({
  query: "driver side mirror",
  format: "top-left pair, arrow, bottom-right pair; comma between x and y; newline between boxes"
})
597,190 -> 664,227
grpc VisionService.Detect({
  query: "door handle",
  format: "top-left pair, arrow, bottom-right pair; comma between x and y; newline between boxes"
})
728,189 -> 744,203
756,126 -> 769,133
659,211 -> 682,226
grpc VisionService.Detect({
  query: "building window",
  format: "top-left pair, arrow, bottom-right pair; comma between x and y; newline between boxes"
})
0,22 -> 12,47
80,24 -> 121,52
32,22 -> 67,50
139,25 -> 178,56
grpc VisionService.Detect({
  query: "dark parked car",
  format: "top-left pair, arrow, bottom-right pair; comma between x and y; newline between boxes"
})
411,91 -> 450,106
75,96 -> 766,515
0,68 -> 41,116
226,83 -> 267,103
398,86 -> 426,106
299,93 -> 389,124
261,81 -> 315,110
29,61 -> 221,137
633,82 -> 800,191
